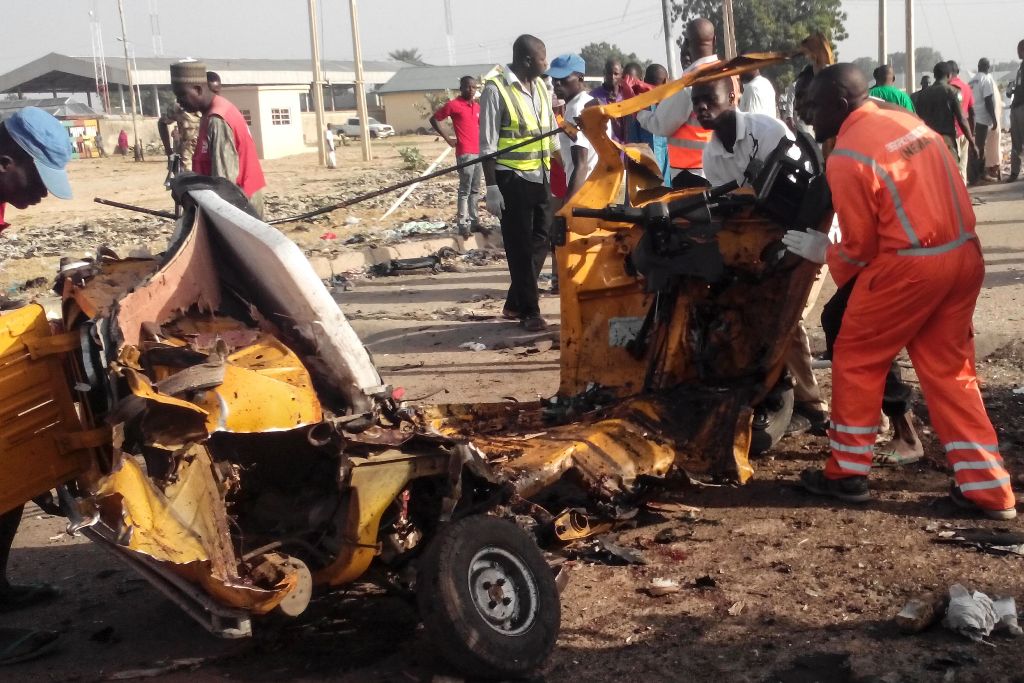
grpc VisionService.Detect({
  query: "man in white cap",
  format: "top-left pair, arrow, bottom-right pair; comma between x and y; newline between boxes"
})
171,61 -> 267,217
0,106 -> 72,663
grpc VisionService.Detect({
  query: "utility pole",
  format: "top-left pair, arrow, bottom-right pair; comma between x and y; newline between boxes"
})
878,0 -> 887,67
905,0 -> 914,92
661,0 -> 677,79
722,0 -> 737,60
116,0 -> 141,161
307,0 -> 328,166
349,0 -> 372,161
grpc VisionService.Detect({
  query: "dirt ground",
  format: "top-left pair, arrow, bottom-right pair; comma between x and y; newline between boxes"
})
2,145 -> 1024,682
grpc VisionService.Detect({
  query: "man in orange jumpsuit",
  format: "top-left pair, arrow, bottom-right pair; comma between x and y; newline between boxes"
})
782,64 -> 1017,520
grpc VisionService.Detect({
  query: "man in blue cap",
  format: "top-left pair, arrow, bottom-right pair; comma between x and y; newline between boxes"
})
548,54 -> 601,199
0,106 -> 71,664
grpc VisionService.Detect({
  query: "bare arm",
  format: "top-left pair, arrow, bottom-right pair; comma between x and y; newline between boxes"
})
985,94 -> 997,126
567,145 -> 589,197
157,118 -> 172,157
429,105 -> 456,148
950,93 -> 976,149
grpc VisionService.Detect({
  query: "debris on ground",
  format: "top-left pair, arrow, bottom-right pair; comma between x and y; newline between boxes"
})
895,593 -> 946,634
934,527 -> 1024,556
108,657 -> 207,680
644,577 -> 680,597
941,583 -> 1022,642
458,341 -> 487,352
567,534 -> 647,566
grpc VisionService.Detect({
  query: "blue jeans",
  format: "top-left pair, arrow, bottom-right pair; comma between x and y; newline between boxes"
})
457,153 -> 482,228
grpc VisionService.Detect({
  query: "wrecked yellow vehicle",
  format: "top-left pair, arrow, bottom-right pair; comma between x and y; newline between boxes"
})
0,40 -> 832,680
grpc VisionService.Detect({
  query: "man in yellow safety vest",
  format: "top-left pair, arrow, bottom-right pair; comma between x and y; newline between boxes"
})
480,34 -> 560,332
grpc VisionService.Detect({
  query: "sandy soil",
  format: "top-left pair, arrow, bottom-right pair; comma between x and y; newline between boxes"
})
1,156 -> 1023,683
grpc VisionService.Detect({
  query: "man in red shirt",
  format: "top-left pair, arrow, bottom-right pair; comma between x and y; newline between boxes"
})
948,60 -> 976,184
430,76 -> 481,237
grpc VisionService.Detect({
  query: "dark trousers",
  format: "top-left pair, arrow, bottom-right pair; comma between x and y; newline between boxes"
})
968,123 -> 990,184
497,171 -> 550,318
940,135 -> 960,165
821,277 -> 911,418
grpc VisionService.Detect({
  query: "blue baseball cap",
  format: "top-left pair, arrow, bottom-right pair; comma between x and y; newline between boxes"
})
546,54 -> 586,80
5,107 -> 72,200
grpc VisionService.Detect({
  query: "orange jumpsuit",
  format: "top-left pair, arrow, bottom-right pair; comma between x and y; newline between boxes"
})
823,101 -> 1015,512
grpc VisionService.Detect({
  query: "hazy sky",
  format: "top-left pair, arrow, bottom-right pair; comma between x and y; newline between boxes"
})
2,0 -> 1020,80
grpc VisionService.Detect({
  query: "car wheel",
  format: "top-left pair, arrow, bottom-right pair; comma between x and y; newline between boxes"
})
370,130 -> 378,139
750,383 -> 794,456
417,515 -> 560,680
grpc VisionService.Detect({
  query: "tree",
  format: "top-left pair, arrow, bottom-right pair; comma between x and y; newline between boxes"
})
388,48 -> 428,66
670,0 -> 848,88
579,42 -> 649,77
886,47 -> 943,77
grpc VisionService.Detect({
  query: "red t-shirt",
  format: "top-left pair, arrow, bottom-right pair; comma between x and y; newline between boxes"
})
0,203 -> 8,234
433,97 -> 480,156
949,76 -> 974,137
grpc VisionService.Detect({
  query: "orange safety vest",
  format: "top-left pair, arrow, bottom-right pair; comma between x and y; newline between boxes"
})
667,113 -> 713,170
825,100 -> 976,287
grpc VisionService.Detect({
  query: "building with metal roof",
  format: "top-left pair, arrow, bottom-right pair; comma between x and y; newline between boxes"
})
0,97 -> 98,121
0,52 -> 406,117
376,63 -> 499,134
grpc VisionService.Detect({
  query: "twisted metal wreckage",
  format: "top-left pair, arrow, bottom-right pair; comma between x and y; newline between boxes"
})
0,37 -> 833,679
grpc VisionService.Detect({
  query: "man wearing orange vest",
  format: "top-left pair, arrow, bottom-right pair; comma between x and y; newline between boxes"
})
637,17 -> 719,189
171,61 -> 267,218
783,64 -> 1016,520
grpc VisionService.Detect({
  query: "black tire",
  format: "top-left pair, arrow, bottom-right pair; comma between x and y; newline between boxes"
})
417,515 -> 560,680
750,384 -> 794,456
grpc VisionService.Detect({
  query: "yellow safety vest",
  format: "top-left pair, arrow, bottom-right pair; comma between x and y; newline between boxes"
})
487,70 -> 553,172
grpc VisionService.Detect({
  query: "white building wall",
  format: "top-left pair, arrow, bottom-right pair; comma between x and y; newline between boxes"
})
255,87 -> 305,160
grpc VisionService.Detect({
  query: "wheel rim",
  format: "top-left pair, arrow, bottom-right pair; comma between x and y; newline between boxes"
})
467,546 -> 539,636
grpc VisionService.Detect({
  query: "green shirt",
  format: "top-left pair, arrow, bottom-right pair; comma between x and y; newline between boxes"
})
868,85 -> 916,113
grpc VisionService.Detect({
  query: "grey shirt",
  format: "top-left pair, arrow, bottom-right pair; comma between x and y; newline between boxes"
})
479,65 -> 559,185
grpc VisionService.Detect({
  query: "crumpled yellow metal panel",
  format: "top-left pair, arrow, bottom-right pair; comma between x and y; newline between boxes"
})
96,448 -> 297,614
0,305 -> 92,514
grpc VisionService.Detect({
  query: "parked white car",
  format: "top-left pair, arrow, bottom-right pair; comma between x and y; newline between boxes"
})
338,117 -> 395,139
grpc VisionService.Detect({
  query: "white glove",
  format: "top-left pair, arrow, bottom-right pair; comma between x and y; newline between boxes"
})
782,229 -> 829,264
485,185 -> 505,217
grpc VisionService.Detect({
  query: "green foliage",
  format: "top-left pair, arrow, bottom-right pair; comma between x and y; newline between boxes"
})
398,146 -> 427,171
579,42 -> 651,77
670,0 -> 848,88
416,89 -> 454,121
388,48 -> 428,66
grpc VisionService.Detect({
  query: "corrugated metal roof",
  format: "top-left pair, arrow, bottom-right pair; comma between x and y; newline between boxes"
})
0,96 -> 98,120
377,64 -> 501,94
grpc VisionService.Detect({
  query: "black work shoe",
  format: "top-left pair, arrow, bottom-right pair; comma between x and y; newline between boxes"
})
949,484 -> 1018,520
785,413 -> 812,436
795,405 -> 829,435
799,468 -> 870,503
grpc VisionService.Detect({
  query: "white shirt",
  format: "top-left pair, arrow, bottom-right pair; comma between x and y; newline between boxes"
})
636,54 -> 720,137
558,91 -> 601,190
739,75 -> 778,118
702,110 -> 794,188
970,72 -> 997,126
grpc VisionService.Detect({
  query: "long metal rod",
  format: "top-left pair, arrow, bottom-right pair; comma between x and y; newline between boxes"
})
267,127 -> 561,224
93,197 -> 176,219
905,0 -> 914,92
349,0 -> 372,161
93,127 -> 561,225
878,0 -> 887,68
661,0 -> 676,79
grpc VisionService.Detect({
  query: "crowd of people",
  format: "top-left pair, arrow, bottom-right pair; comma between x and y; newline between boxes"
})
1,20 -> 1022,665
425,21 -> 1020,521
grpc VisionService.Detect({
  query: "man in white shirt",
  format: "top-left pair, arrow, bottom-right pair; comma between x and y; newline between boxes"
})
692,77 -> 828,433
739,69 -> 778,118
636,17 -> 720,188
547,53 -> 600,198
969,58 -> 998,183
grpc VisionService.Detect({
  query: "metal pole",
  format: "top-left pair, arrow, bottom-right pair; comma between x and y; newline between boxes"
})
905,0 -> 914,92
661,0 -> 677,79
116,0 -> 141,161
878,0 -> 888,67
349,0 -> 373,161
307,0 -> 328,166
